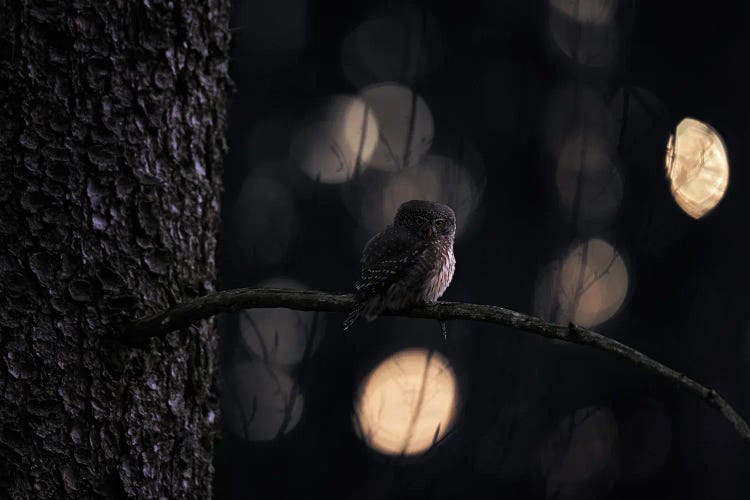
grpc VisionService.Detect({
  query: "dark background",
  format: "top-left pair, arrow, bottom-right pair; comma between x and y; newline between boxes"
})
214,1 -> 750,498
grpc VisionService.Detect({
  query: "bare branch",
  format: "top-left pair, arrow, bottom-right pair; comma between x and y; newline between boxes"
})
123,287 -> 750,445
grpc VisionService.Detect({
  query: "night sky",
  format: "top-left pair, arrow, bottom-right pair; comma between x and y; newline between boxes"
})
215,1 -> 750,498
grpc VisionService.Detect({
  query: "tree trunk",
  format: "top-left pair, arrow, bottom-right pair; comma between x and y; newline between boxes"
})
0,0 -> 230,497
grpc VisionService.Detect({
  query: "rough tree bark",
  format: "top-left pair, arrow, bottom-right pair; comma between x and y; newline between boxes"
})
0,0 -> 230,497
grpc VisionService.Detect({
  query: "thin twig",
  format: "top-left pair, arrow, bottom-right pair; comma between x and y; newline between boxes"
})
122,287 -> 750,446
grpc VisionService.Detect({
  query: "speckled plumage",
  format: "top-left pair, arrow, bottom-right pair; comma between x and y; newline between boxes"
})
344,200 -> 456,329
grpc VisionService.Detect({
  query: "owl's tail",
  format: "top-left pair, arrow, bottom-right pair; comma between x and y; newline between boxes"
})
343,302 -> 364,331
343,297 -> 384,331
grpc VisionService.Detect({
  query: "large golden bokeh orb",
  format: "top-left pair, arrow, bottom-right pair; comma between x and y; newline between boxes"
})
666,118 -> 729,219
354,349 -> 458,456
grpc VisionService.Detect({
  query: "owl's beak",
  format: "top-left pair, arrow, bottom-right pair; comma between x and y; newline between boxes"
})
425,224 -> 436,239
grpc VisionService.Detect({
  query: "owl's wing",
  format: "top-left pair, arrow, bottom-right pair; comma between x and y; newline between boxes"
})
355,226 -> 425,298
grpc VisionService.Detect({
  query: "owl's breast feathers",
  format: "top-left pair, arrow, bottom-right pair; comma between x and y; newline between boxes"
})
420,238 -> 456,303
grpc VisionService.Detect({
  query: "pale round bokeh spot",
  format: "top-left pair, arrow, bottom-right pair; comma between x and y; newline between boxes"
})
556,131 -> 623,230
381,165 -> 440,216
540,406 -> 618,494
534,238 -> 628,328
223,361 -> 303,442
548,9 -> 619,68
549,0 -> 617,25
666,117 -> 729,219
354,349 -> 458,456
290,95 -> 379,183
382,155 -> 481,234
344,150 -> 484,241
340,97 -> 380,164
230,174 -> 297,268
360,83 -> 434,171
340,6 -> 442,88
239,278 -> 324,366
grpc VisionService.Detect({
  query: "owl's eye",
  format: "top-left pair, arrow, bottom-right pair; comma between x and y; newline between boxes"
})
435,220 -> 444,228
415,216 -> 427,225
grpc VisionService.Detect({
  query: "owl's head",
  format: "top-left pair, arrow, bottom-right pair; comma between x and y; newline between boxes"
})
394,200 -> 456,241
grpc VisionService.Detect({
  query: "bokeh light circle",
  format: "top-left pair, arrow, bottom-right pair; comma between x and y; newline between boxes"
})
549,0 -> 618,25
666,117 -> 729,219
354,349 -> 458,456
533,238 -> 628,327
380,155 -> 481,234
223,361 -> 303,442
239,278 -> 324,366
540,406 -> 618,495
359,83 -> 434,171
343,146 -> 485,242
290,95 -> 379,183
548,5 -> 619,68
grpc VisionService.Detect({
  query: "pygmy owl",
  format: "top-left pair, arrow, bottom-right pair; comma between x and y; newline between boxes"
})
343,200 -> 456,329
